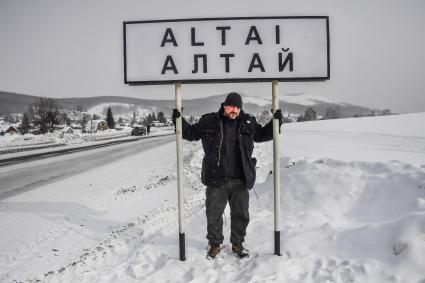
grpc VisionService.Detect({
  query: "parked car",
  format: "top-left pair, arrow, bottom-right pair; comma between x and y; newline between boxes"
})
131,126 -> 147,136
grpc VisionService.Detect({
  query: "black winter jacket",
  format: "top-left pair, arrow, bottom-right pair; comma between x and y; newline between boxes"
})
182,106 -> 275,189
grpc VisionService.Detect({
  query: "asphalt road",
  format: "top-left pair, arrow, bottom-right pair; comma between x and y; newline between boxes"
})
0,134 -> 175,200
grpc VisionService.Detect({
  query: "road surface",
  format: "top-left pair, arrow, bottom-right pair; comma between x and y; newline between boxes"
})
0,134 -> 175,200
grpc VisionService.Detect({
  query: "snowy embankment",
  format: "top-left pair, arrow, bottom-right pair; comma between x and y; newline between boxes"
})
0,126 -> 174,155
0,113 -> 424,283
0,129 -> 131,154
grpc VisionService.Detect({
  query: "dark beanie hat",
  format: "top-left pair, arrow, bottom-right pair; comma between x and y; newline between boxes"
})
223,92 -> 243,108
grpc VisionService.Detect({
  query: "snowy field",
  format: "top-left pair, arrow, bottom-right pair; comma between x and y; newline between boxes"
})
0,113 -> 424,282
243,93 -> 348,107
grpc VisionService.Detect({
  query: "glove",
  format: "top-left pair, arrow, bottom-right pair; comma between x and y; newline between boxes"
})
172,108 -> 181,125
272,109 -> 283,125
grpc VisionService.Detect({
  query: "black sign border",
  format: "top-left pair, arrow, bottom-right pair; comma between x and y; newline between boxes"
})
123,16 -> 330,85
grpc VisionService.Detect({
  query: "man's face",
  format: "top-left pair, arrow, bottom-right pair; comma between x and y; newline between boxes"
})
223,105 -> 241,119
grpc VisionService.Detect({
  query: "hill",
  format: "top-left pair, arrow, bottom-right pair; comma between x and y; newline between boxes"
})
0,91 -> 39,114
0,90 -> 372,118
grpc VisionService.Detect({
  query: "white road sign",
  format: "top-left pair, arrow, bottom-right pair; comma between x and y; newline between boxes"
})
124,16 -> 329,84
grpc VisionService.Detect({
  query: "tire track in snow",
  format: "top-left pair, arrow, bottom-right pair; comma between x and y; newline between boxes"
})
40,191 -> 206,282
0,213 -> 94,283
39,144 -> 206,283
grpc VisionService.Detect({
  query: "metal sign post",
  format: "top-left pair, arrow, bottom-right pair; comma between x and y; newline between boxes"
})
272,80 -> 281,256
175,82 -> 185,261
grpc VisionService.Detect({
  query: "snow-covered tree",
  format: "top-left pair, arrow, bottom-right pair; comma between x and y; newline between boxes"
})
81,114 -> 90,133
4,113 -> 15,123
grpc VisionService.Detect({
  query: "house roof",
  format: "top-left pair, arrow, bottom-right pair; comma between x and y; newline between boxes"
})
61,126 -> 74,133
0,125 -> 19,132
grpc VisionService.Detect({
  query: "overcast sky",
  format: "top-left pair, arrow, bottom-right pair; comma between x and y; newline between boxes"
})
0,0 -> 424,113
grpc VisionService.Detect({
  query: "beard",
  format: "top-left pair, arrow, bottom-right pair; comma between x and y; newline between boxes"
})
224,111 -> 238,119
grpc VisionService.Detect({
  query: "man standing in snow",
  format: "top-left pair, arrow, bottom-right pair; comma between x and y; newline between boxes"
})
172,92 -> 282,259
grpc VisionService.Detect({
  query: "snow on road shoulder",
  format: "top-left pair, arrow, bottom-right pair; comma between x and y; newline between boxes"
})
0,139 -> 200,282
0,127 -> 174,155
0,129 -> 130,152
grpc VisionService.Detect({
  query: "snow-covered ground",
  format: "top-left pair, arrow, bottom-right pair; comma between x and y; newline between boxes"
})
0,113 -> 424,282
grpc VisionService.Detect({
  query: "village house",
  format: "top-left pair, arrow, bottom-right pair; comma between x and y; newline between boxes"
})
85,120 -> 108,133
0,125 -> 19,135
61,126 -> 75,134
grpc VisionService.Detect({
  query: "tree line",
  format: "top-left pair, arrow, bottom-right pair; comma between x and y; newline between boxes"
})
18,97 -> 114,134
17,97 -> 171,135
12,97 -> 393,134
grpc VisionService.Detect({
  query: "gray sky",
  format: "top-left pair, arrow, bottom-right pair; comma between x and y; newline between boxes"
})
0,0 -> 424,113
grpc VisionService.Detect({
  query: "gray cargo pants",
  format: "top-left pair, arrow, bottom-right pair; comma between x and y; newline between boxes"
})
205,179 -> 249,245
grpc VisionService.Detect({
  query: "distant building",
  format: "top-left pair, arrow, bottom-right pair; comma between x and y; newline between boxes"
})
70,123 -> 82,130
85,120 -> 108,133
61,126 -> 75,134
152,120 -> 165,127
0,125 -> 19,135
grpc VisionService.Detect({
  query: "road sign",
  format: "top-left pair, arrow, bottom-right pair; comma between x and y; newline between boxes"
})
124,16 -> 330,85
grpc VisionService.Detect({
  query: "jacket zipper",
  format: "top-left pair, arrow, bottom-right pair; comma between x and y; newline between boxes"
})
237,121 -> 243,137
217,119 -> 244,167
217,120 -> 224,167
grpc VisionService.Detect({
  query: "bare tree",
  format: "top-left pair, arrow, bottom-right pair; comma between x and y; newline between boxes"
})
305,107 -> 317,121
382,109 -> 392,116
28,97 -> 62,134
325,106 -> 339,120
60,112 -> 71,126
299,107 -> 317,122
132,112 -> 137,126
